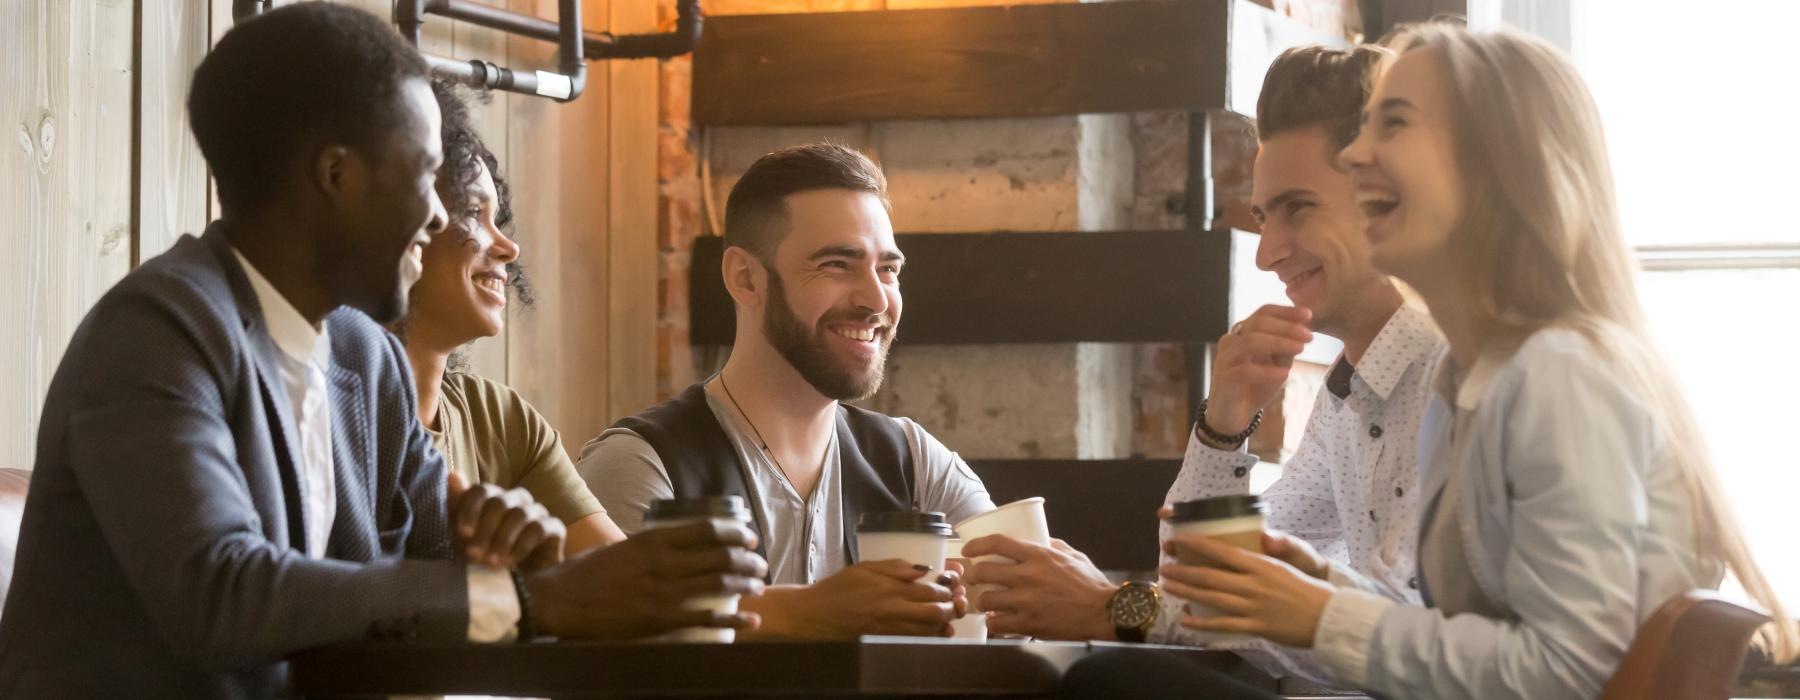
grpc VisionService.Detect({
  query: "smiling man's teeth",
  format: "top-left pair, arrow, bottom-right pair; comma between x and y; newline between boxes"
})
834,328 -> 876,342
1354,191 -> 1398,206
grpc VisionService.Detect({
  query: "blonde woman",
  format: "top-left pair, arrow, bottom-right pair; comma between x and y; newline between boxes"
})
1133,24 -> 1796,700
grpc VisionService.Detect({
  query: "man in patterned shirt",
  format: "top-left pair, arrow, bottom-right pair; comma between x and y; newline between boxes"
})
962,44 -> 1443,684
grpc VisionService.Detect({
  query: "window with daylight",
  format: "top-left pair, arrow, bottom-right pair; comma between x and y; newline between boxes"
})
1489,0 -> 1800,608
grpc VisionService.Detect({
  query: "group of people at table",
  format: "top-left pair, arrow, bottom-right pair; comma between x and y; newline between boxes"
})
0,3 -> 1792,698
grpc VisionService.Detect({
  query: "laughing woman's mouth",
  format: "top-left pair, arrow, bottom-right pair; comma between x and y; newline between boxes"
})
1356,190 -> 1400,220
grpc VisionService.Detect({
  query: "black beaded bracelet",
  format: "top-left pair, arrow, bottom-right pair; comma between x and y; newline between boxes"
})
509,568 -> 536,643
1196,399 -> 1262,447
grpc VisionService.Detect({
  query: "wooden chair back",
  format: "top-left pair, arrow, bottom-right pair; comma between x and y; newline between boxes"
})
1602,590 -> 1770,700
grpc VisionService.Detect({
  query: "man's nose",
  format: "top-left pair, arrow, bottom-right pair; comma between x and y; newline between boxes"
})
1339,129 -> 1373,171
848,267 -> 889,317
424,191 -> 448,235
1256,223 -> 1292,272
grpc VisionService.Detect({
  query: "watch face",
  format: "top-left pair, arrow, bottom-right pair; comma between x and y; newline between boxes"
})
1111,584 -> 1158,629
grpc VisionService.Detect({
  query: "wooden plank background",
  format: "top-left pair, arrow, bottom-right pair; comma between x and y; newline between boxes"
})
0,0 -> 660,468
1,0 -> 135,469
692,0 -> 1232,126
136,0 -> 212,261
688,230 -> 1235,346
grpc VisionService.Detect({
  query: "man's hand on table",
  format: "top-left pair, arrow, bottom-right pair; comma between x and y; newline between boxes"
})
448,470 -> 566,570
962,535 -> 1118,641
745,559 -> 959,639
523,518 -> 768,640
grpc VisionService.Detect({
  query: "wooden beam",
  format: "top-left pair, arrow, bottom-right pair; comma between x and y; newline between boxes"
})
689,230 -> 1234,346
966,459 -> 1182,572
692,0 -> 1232,126
1359,0 -> 1467,41
136,0 -> 211,261
505,0 -> 615,451
604,0 -> 660,422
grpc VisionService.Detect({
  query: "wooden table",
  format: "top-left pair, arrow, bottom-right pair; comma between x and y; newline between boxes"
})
288,636 -> 1271,698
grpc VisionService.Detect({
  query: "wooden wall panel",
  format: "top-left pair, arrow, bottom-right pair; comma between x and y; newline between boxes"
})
505,0 -> 616,448
136,0 -> 211,260
0,0 -> 135,468
0,0 -> 663,467
605,0 -> 660,422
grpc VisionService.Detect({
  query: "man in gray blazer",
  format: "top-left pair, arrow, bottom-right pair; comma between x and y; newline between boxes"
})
0,5 -> 764,697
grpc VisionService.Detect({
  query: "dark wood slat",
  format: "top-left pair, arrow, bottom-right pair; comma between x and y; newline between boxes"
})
693,0 -> 1231,125
966,458 -> 1182,572
689,230 -> 1233,346
1359,0 -> 1468,42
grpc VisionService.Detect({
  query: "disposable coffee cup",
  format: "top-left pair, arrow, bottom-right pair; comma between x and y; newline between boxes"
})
857,511 -> 956,639
1163,495 -> 1267,647
855,511 -> 954,571
953,497 -> 1050,547
954,498 -> 1050,619
642,496 -> 754,643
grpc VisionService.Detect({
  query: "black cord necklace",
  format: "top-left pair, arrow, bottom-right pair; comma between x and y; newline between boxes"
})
717,373 -> 800,488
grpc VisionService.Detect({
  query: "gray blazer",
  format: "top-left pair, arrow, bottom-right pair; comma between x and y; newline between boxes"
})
0,225 -> 470,698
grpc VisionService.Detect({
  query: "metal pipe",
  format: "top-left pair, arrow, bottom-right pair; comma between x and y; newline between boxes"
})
397,0 -> 426,48
425,0 -> 703,60
428,0 -> 591,48
402,0 -> 586,102
554,0 -> 587,100
424,54 -> 535,94
604,0 -> 703,59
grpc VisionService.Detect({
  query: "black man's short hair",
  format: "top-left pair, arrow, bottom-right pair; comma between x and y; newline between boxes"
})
188,2 -> 429,215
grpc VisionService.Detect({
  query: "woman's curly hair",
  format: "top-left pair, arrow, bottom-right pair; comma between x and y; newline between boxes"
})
431,79 -> 534,307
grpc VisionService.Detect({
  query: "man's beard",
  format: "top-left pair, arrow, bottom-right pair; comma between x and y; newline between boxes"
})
762,271 -> 892,402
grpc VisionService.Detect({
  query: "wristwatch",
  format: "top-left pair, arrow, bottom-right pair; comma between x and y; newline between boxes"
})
1106,581 -> 1161,643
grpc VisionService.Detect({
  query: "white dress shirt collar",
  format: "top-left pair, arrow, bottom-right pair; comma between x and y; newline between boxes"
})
230,248 -> 326,365
1335,302 -> 1441,402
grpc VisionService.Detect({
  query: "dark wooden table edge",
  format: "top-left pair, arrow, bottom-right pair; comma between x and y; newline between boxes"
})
288,637 -> 1256,698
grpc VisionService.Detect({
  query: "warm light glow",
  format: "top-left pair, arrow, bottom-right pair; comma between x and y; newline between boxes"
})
1573,1 -> 1800,607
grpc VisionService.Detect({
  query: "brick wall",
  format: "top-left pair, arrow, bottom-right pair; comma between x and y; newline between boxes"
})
654,0 -> 1357,462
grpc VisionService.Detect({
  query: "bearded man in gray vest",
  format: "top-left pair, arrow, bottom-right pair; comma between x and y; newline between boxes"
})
579,143 -> 995,639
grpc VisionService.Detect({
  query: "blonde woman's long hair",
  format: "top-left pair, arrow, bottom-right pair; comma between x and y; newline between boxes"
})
1391,23 -> 1797,663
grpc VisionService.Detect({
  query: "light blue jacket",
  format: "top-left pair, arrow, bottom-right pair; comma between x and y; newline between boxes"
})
1314,328 -> 1718,699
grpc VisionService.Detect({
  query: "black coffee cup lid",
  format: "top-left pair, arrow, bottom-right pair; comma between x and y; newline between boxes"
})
857,510 -> 954,536
645,495 -> 751,522
1165,495 -> 1265,523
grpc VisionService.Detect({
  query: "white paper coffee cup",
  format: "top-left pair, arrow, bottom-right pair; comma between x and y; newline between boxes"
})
856,511 -> 956,638
1164,495 -> 1266,647
642,496 -> 754,644
953,497 -> 1049,547
856,511 -> 954,567
955,498 -> 1050,617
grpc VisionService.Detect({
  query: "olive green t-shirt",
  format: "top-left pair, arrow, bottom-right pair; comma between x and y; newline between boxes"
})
426,372 -> 604,524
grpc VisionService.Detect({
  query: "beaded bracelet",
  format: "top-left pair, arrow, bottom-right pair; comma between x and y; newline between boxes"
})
1196,398 -> 1262,448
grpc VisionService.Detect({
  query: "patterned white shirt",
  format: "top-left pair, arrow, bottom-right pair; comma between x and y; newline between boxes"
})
1152,303 -> 1443,681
